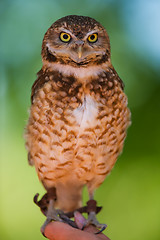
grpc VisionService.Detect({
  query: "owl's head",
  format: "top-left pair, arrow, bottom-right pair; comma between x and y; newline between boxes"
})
42,15 -> 110,67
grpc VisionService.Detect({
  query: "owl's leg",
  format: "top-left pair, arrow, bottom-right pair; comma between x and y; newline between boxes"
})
34,188 -> 63,234
84,191 -> 107,234
40,200 -> 78,235
41,199 -> 63,234
34,190 -> 78,235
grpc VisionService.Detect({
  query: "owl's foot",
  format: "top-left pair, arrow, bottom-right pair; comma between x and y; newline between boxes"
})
34,192 -> 106,234
83,200 -> 107,234
40,199 -> 62,235
85,211 -> 107,234
41,207 -> 78,235
34,193 -> 78,235
65,199 -> 106,234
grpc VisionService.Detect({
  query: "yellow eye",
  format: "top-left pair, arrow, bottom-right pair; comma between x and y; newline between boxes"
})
88,33 -> 98,43
60,32 -> 71,42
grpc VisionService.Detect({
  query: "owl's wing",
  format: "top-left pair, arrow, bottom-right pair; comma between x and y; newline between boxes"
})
31,69 -> 50,103
109,66 -> 124,90
27,152 -> 34,166
26,69 -> 50,165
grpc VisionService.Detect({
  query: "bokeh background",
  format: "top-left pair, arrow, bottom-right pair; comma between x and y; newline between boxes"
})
0,0 -> 160,239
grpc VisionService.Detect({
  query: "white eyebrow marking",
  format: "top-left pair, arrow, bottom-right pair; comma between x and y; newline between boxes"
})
85,30 -> 98,38
58,28 -> 75,38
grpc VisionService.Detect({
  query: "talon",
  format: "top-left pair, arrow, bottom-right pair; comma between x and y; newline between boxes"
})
59,213 -> 78,228
81,221 -> 87,230
81,225 -> 85,230
33,193 -> 40,205
41,218 -> 52,237
95,224 -> 107,234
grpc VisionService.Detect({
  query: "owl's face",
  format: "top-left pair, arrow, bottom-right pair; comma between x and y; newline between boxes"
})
42,15 -> 110,67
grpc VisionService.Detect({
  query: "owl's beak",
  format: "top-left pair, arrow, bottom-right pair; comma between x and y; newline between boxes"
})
78,46 -> 82,59
75,40 -> 84,60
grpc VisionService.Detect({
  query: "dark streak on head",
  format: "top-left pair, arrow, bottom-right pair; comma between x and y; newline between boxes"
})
46,47 -> 57,62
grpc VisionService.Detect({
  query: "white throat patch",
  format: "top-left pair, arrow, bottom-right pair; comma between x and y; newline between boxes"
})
43,61 -> 109,80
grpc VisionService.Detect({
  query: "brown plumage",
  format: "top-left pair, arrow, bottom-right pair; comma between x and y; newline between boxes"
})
25,15 -> 131,228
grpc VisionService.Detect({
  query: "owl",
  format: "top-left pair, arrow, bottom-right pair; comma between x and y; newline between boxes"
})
25,15 -> 131,233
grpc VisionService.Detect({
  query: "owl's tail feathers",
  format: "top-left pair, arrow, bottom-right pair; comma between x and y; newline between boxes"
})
55,182 -> 83,213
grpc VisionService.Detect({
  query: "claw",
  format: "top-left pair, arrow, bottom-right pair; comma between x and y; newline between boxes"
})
59,213 -> 78,228
95,224 -> 107,234
81,219 -> 107,234
81,221 -> 87,230
41,218 -> 52,237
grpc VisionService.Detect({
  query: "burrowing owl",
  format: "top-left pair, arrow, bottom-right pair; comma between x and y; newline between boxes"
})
25,15 -> 130,232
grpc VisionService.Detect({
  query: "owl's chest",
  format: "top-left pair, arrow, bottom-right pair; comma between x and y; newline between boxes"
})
72,95 -> 98,129
38,80 -> 100,130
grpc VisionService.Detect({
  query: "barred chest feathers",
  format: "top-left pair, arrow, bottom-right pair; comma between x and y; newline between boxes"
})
26,65 -> 130,194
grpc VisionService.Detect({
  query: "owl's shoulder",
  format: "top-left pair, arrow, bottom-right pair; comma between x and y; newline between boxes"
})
100,67 -> 124,90
88,66 -> 124,98
31,69 -> 61,103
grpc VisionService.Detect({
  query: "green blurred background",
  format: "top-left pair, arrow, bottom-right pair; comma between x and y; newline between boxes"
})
0,0 -> 160,239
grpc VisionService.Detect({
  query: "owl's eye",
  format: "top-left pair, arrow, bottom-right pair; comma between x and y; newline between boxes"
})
60,32 -> 71,42
87,33 -> 98,43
